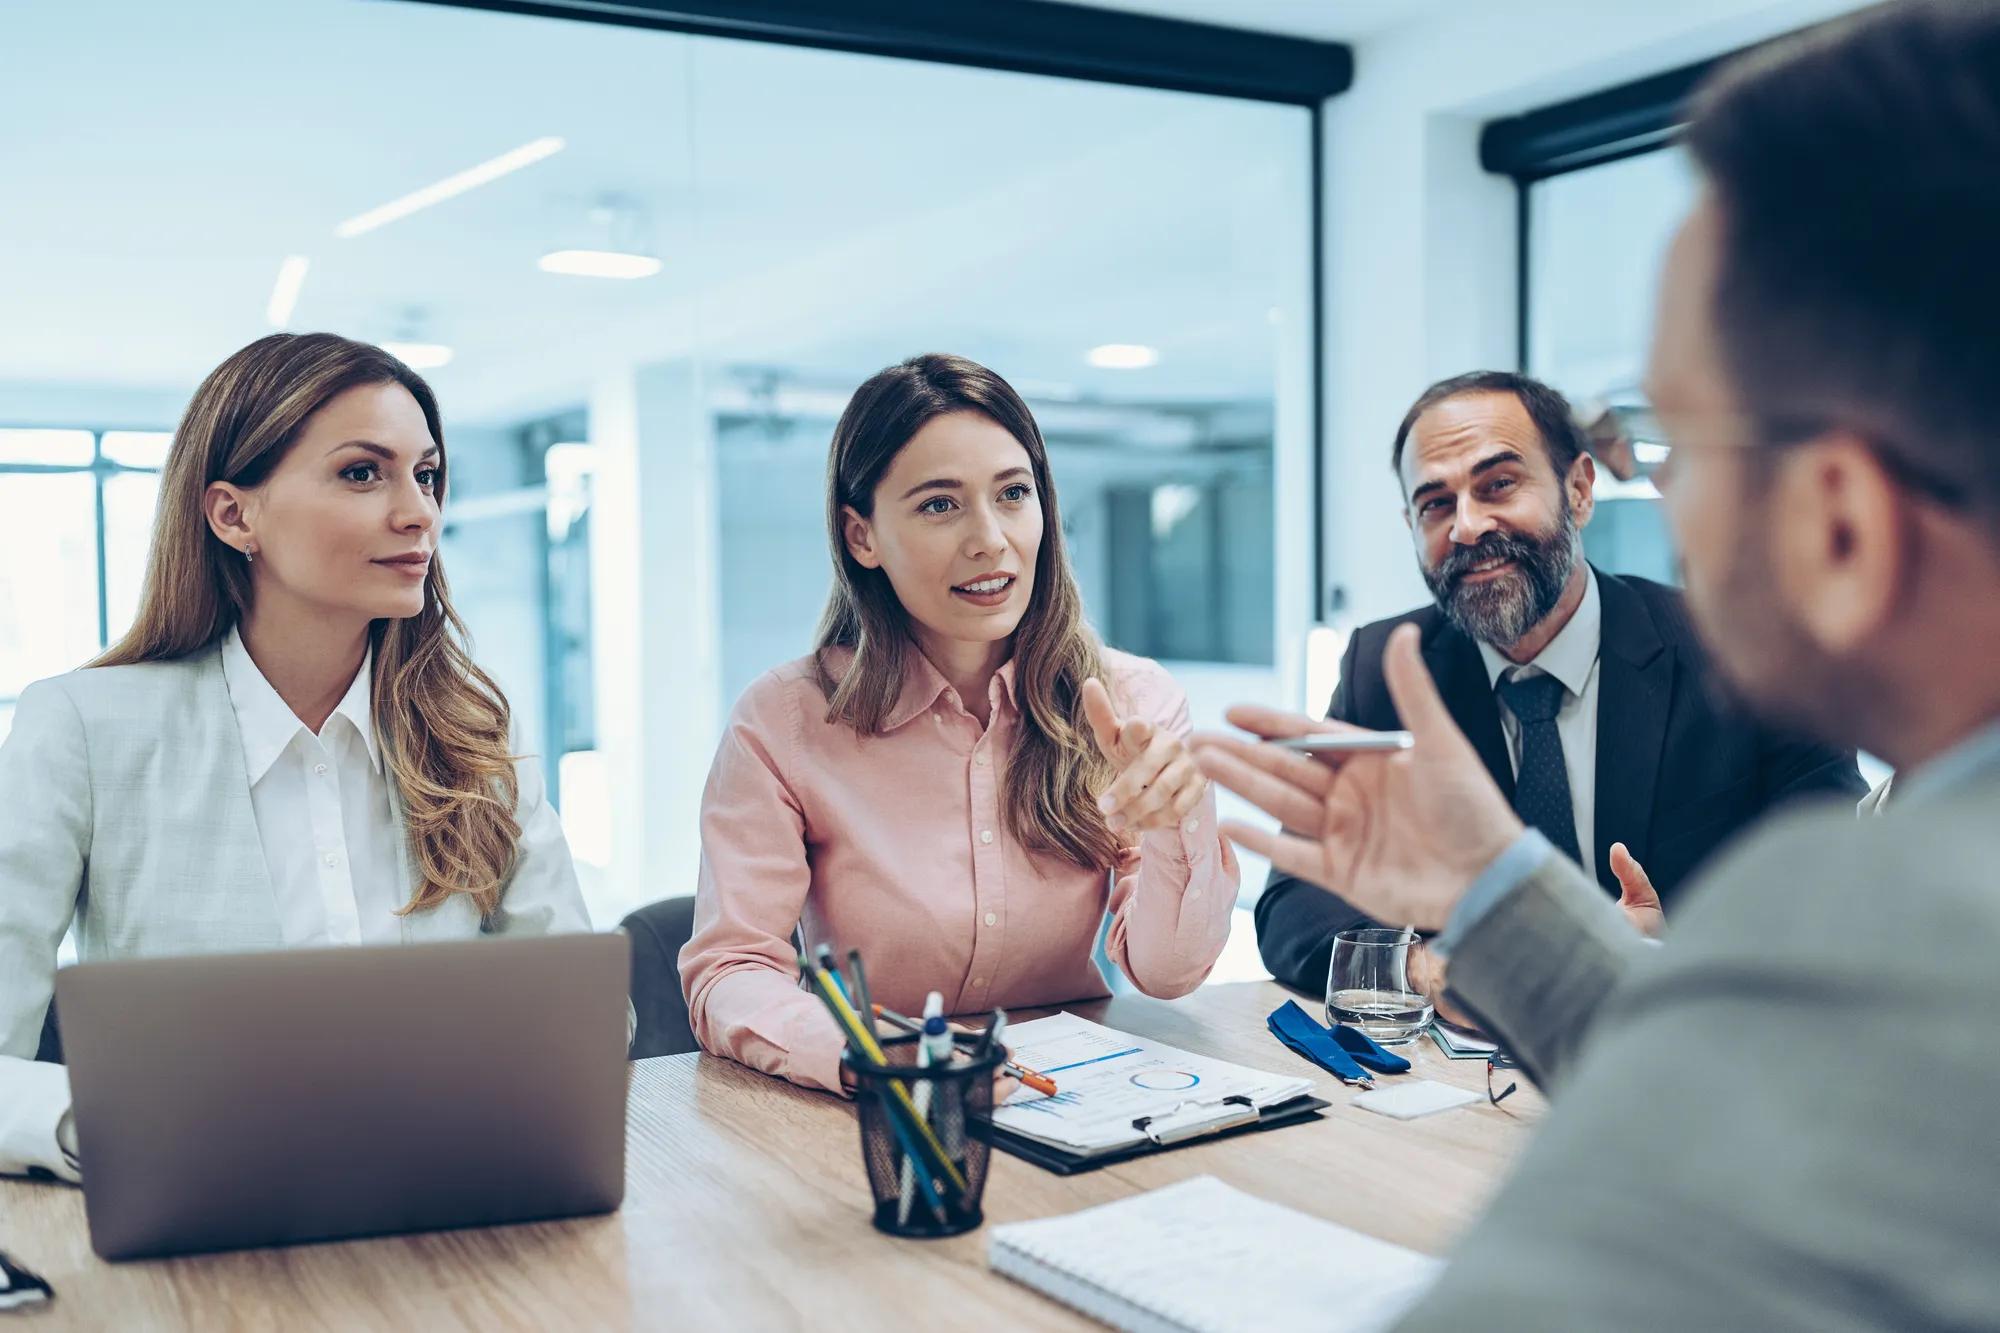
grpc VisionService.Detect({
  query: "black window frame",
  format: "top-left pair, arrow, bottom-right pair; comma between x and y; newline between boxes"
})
402,0 -> 1353,620
1480,56 -> 1722,371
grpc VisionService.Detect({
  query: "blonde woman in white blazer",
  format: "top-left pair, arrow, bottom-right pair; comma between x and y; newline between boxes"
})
0,333 -> 591,1182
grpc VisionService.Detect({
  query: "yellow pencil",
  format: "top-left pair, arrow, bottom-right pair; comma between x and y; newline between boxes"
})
803,961 -> 969,1196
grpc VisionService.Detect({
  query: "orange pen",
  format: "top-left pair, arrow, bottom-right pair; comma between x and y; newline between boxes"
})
872,1004 -> 1060,1097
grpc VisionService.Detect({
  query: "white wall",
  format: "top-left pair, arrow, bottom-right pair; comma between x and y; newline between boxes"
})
588,361 -> 722,923
1318,0 -> 1873,627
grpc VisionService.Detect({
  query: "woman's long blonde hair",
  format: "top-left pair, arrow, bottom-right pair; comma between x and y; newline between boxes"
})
96,332 -> 521,920
814,353 -> 1121,873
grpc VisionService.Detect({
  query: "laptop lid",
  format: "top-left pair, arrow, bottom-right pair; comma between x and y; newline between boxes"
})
54,931 -> 629,1261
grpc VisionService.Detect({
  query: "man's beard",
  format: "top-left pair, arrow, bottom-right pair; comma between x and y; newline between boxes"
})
1422,507 -> 1579,650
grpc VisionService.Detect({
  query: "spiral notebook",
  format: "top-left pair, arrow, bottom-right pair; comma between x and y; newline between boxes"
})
988,1175 -> 1440,1333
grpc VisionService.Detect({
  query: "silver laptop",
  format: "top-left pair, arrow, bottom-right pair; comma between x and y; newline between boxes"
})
53,932 -> 630,1261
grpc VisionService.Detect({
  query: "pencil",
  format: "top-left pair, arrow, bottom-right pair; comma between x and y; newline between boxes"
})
873,1004 -> 1059,1097
801,957 -> 970,1196
828,956 -> 945,1227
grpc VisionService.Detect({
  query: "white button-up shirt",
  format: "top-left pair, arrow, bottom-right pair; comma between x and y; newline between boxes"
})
0,637 -> 603,1184
1476,565 -> 1603,874
220,628 -> 407,944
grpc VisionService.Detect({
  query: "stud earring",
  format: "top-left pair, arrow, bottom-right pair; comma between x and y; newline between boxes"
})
244,547 -> 256,564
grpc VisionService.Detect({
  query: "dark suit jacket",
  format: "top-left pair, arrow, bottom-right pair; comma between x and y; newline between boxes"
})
1254,568 -> 1867,994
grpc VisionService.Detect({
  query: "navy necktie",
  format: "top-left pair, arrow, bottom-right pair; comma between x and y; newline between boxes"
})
1497,669 -> 1582,866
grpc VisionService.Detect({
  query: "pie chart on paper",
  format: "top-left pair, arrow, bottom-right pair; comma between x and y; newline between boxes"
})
1129,1069 -> 1201,1091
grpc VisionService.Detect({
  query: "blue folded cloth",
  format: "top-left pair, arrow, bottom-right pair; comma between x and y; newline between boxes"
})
1267,999 -> 1413,1084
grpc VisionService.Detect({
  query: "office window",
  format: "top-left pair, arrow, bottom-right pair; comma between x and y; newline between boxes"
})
0,430 -> 164,747
1524,147 -> 1697,586
1523,141 -> 1891,789
1,0 -> 1313,929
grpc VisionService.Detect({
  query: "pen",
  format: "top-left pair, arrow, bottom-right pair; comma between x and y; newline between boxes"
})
799,955 -> 969,1196
900,992 -> 950,1227
815,944 -> 850,1003
801,958 -> 957,1219
873,1004 -> 1059,1097
845,948 -> 876,1040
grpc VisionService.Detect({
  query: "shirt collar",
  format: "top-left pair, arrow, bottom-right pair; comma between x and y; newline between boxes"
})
331,644 -> 381,772
220,626 -> 381,783
1477,563 -> 1602,699
1892,716 -> 2000,808
879,645 -> 1019,732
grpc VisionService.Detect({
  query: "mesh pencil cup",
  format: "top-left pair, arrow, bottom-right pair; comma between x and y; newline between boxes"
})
842,1031 -> 1003,1238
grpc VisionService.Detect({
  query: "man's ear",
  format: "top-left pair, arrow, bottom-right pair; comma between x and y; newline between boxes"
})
205,481 -> 257,557
841,505 -> 881,570
1775,435 -> 1906,656
1566,452 -> 1597,529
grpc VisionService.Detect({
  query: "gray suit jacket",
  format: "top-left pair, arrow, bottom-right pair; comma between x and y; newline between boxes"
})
1398,772 -> 2000,1329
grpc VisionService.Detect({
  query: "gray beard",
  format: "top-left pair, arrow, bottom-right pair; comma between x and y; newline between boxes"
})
1425,511 -> 1579,650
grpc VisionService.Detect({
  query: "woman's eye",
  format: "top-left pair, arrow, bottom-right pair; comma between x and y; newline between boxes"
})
918,496 -> 956,515
415,467 -> 440,491
341,463 -> 379,484
1000,483 -> 1033,503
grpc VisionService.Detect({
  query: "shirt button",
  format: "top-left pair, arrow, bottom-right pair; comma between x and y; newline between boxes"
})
1183,817 -> 1200,834
322,852 -> 338,868
934,711 -> 944,724
314,763 -> 329,777
975,753 -> 989,767
971,978 -> 984,988
979,829 -> 994,845
983,912 -> 997,926
1187,889 -> 1202,903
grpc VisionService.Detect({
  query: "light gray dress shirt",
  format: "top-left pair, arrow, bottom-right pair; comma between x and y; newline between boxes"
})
1475,564 -> 1602,875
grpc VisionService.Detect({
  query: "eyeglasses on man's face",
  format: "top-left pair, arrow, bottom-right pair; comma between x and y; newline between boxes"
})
1647,410 -> 1966,512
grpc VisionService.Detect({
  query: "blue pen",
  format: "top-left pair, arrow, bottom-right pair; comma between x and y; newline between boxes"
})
921,994 -> 962,1158
816,944 -> 850,1003
883,1091 -> 950,1227
900,991 -> 955,1227
805,951 -> 949,1226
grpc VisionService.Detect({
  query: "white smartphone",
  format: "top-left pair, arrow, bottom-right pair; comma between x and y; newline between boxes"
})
1273,730 -> 1414,753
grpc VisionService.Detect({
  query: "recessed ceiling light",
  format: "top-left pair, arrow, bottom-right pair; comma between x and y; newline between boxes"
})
537,249 -> 663,280
380,341 -> 454,371
265,256 -> 309,328
336,136 -> 565,239
1087,343 -> 1159,370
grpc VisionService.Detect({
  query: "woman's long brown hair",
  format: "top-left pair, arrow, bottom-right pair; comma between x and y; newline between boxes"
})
814,353 -> 1121,873
95,332 -> 521,920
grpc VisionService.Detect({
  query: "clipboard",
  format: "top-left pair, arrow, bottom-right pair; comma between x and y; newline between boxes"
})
974,1092 -> 1331,1175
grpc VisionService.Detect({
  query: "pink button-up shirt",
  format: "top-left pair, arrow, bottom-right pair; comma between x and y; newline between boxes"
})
680,645 -> 1239,1093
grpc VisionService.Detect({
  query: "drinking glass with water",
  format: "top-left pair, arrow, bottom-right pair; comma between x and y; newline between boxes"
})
1326,927 -> 1433,1045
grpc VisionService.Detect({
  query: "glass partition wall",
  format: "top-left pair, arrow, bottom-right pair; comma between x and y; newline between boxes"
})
0,0 -> 1315,932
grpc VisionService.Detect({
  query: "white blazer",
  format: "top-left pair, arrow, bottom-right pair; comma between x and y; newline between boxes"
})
0,644 -> 592,1176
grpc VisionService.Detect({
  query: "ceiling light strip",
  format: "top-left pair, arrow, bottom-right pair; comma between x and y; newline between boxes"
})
335,136 -> 565,239
265,255 -> 310,327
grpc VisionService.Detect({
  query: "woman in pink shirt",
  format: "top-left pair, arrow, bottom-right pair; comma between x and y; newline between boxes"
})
680,353 -> 1241,1093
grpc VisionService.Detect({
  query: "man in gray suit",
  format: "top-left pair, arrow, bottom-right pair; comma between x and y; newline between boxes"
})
1197,3 -> 2000,1327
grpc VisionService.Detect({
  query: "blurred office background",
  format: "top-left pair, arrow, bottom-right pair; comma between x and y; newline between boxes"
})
0,0 -> 1876,974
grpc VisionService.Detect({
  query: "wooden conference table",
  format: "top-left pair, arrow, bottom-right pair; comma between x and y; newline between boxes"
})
0,981 -> 1542,1330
